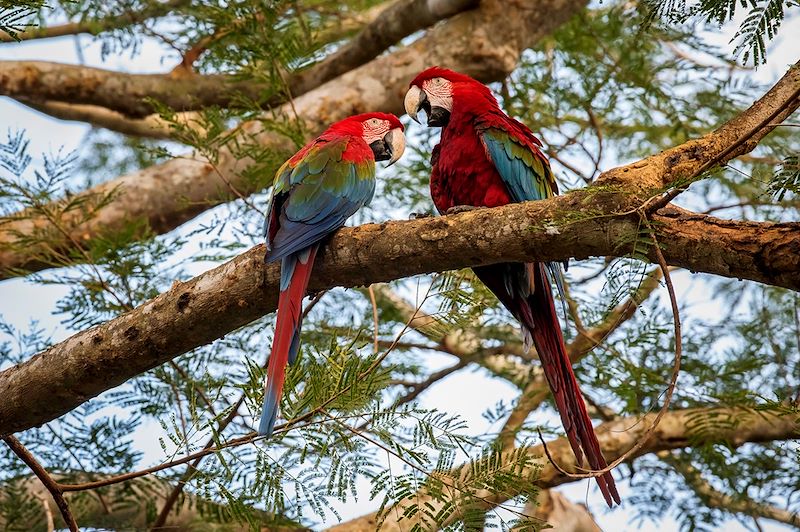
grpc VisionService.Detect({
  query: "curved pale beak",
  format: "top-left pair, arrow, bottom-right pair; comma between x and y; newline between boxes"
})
404,85 -> 426,124
384,127 -> 406,167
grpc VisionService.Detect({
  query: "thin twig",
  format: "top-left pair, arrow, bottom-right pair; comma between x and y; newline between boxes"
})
149,289 -> 330,527
169,360 -> 217,417
325,411 -> 533,523
34,491 -> 55,532
150,395 -> 245,530
3,435 -> 79,531
301,290 -> 328,320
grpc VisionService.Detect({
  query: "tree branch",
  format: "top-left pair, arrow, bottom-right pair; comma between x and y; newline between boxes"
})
13,98 -> 198,139
521,490 -> 602,531
2,435 -> 79,531
328,407 -> 800,531
1,203 -> 798,436
0,61 -> 276,118
0,0 -> 589,278
288,0 -> 478,99
371,282 -> 534,385
0,0 -> 477,118
658,451 -> 800,528
0,470 -> 301,529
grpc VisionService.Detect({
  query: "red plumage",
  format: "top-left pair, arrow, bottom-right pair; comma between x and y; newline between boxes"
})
411,67 -> 620,506
261,246 -> 318,437
260,112 -> 404,437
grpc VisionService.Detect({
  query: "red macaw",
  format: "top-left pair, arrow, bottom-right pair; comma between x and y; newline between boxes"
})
404,67 -> 620,506
259,113 -> 406,437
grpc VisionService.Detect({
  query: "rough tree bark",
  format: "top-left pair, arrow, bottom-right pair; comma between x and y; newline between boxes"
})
0,0 -> 588,278
0,203 -> 797,436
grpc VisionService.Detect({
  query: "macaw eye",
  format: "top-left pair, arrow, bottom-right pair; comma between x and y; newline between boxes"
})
368,118 -> 381,127
432,78 -> 445,86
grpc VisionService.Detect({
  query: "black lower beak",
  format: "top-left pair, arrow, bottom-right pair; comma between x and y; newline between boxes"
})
369,139 -> 392,162
428,106 -> 450,127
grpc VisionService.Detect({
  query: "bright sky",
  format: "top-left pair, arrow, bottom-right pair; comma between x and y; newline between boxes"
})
1,6 -> 798,531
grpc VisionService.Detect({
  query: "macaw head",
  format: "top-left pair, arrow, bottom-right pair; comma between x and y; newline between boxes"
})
404,67 -> 495,128
331,112 -> 406,166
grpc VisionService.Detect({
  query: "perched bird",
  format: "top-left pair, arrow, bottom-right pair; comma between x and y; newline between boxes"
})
259,113 -> 406,437
404,67 -> 620,506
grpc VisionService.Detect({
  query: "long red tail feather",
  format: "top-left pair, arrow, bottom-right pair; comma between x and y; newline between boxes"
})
258,246 -> 318,437
474,263 -> 620,506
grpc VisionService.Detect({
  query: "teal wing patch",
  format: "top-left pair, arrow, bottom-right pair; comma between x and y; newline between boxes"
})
480,127 -> 556,203
480,126 -> 567,307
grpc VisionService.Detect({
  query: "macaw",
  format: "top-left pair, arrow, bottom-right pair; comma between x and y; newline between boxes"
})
404,67 -> 620,506
259,112 -> 406,437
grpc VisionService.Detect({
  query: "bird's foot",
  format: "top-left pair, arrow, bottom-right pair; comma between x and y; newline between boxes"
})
446,205 -> 480,215
409,211 -> 434,219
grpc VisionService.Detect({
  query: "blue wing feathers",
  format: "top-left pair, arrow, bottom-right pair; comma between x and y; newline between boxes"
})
266,161 -> 375,264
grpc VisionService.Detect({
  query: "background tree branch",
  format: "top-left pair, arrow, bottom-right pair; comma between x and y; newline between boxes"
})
658,451 -> 800,528
0,0 -> 477,118
0,0 -> 192,43
0,470 -> 305,530
327,407 -> 800,531
14,98 -> 198,139
2,436 -> 78,531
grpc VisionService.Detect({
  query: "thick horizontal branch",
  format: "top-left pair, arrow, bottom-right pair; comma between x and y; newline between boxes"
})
0,0 -> 586,279
328,407 -> 800,531
0,61 -> 285,118
0,0 -> 476,119
1,200 -> 798,436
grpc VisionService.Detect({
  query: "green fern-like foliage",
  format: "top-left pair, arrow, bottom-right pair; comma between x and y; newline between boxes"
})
767,155 -> 800,200
0,1 -> 45,40
642,0 -> 798,65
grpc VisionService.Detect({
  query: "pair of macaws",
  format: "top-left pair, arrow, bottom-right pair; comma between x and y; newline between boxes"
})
258,67 -> 620,506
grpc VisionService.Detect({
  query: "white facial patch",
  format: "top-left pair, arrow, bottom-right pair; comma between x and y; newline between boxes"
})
362,118 -> 391,144
422,77 -> 453,112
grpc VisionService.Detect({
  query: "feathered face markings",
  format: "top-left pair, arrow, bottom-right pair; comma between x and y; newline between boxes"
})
404,77 -> 453,127
361,117 -> 390,144
422,77 -> 453,113
361,117 -> 406,166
